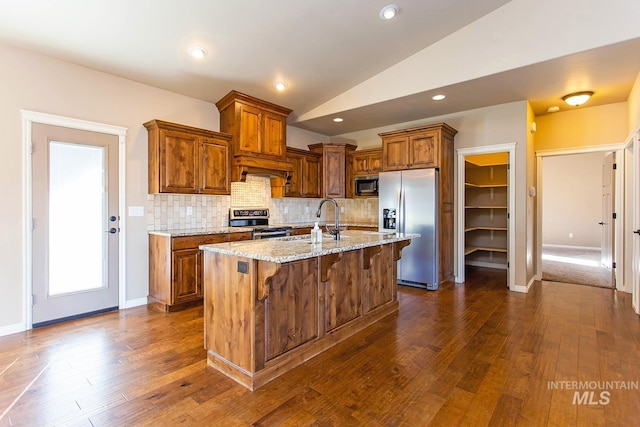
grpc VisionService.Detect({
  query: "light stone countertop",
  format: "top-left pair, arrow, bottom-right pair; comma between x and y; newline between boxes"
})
148,226 -> 253,237
199,230 -> 419,263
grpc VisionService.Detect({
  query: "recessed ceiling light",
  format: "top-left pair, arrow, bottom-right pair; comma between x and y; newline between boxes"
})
562,91 -> 594,107
188,46 -> 207,59
274,81 -> 288,91
333,118 -> 344,123
379,4 -> 399,20
547,106 -> 560,113
432,94 -> 446,101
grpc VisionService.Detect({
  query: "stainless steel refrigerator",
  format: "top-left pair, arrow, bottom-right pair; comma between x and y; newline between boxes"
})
379,168 -> 439,290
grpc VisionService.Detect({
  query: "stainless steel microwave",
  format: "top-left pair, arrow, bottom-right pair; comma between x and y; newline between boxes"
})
355,176 -> 379,196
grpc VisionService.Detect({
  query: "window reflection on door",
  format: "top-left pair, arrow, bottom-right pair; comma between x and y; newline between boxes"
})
49,142 -> 106,295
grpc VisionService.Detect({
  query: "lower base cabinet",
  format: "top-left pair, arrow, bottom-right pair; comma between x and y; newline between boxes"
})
149,231 -> 252,311
203,240 -> 409,390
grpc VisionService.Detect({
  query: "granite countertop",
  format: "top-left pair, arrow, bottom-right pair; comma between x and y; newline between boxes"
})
149,222 -> 378,237
148,226 -> 253,237
199,230 -> 419,263
277,222 -> 378,229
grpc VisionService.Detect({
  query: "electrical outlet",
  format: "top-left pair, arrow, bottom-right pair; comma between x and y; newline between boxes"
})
340,206 -> 345,213
569,232 -> 573,238
284,206 -> 289,214
186,206 -> 193,215
305,207 -> 309,213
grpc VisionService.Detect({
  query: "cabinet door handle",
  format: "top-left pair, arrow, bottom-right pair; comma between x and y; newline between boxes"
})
634,229 -> 640,235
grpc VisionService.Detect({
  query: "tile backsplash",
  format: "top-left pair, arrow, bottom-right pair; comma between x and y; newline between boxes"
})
147,175 -> 378,230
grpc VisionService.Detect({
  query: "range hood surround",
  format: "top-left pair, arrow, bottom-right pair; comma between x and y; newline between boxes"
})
216,90 -> 294,198
231,155 -> 292,198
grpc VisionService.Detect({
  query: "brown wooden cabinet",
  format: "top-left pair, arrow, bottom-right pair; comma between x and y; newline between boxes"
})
347,147 -> 382,198
380,123 -> 456,171
351,148 -> 382,176
285,147 -> 322,198
149,231 -> 251,311
379,123 -> 458,283
308,142 -> 356,198
203,239 -> 409,390
216,90 -> 292,161
145,120 -> 231,195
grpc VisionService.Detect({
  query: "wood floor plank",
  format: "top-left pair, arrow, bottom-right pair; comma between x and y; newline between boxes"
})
1,271 -> 639,426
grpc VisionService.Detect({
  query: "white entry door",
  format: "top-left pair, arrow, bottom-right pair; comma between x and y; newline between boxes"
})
601,152 -> 615,285
32,123 -> 120,326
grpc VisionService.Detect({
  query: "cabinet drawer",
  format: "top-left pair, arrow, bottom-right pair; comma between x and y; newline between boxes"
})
172,234 -> 227,250
229,231 -> 252,242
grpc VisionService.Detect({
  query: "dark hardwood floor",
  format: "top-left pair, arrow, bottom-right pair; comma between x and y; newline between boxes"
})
1,268 -> 639,426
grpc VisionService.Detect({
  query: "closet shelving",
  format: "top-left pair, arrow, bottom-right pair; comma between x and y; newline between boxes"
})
464,156 -> 508,269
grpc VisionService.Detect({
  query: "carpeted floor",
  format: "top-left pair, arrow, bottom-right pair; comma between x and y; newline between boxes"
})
541,245 -> 613,288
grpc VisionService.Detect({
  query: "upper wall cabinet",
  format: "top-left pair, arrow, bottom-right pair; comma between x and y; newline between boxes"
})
351,148 -> 382,176
216,90 -> 292,161
309,142 -> 356,199
379,123 -> 457,171
145,119 -> 232,195
285,147 -> 322,198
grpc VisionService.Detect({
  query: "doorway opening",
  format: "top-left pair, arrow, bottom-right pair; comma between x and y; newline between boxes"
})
456,143 -> 515,290
537,150 -> 619,288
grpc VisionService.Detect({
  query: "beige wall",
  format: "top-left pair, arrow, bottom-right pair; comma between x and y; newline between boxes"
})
541,152 -> 605,247
0,43 -> 327,333
629,71 -> 640,134
535,103 -> 628,151
526,103 -> 536,284
0,43 -> 213,331
335,101 -> 532,289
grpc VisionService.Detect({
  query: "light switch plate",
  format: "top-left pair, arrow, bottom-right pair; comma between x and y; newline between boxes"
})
128,206 -> 144,217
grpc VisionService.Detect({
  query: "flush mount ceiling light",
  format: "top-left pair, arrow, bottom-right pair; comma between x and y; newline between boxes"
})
333,117 -> 344,123
432,94 -> 446,101
274,81 -> 288,91
562,91 -> 594,107
188,46 -> 207,59
379,4 -> 399,20
547,106 -> 560,113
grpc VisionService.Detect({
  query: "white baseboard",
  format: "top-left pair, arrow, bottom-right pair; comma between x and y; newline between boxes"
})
0,322 -> 26,338
542,244 -> 600,251
511,276 -> 536,293
123,297 -> 148,309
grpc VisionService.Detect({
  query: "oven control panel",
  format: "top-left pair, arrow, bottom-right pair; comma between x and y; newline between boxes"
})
230,209 -> 269,219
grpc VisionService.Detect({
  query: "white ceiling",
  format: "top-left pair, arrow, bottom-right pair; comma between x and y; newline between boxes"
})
1,0 -> 639,136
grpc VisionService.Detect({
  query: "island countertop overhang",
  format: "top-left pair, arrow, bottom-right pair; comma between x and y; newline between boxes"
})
199,230 -> 419,263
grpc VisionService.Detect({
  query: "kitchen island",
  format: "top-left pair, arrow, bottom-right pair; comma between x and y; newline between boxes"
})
200,230 -> 417,390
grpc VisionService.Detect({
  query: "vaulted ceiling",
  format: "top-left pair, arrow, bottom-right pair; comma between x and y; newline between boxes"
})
1,0 -> 639,135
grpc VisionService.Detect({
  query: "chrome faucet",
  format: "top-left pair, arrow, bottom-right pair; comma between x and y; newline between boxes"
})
316,198 -> 340,240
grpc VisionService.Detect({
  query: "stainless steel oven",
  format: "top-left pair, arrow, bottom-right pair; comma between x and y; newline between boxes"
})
229,208 -> 291,240
252,227 -> 292,239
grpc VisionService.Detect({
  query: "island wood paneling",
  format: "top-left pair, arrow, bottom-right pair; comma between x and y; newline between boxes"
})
202,243 -> 405,390
264,259 -> 319,361
322,250 -> 362,332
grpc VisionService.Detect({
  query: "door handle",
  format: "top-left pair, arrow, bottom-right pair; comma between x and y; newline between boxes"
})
598,222 -> 605,225
634,230 -> 640,235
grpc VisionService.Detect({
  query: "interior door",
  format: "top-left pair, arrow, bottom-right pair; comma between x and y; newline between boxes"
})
634,132 -> 640,313
601,152 -> 615,285
32,123 -> 119,326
